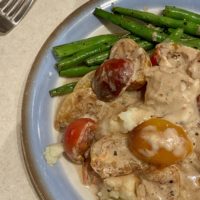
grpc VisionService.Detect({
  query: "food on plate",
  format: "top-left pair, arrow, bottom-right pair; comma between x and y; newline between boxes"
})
59,65 -> 98,77
163,5 -> 200,24
112,7 -> 200,36
44,5 -> 200,200
92,58 -> 134,101
43,143 -> 64,166
98,166 -> 180,200
55,88 -> 98,130
109,39 -> 151,90
57,42 -> 114,72
49,81 -> 77,97
86,51 -> 110,66
90,134 -> 148,179
128,118 -> 193,167
93,8 -> 166,43
63,118 -> 96,163
49,5 -> 200,97
53,34 -> 120,60
73,71 -> 95,91
92,39 -> 151,101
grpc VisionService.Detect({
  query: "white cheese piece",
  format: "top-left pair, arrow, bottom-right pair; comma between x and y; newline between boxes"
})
43,143 -> 64,166
118,106 -> 153,133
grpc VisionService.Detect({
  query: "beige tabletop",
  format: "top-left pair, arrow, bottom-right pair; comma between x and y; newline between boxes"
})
0,0 -> 88,199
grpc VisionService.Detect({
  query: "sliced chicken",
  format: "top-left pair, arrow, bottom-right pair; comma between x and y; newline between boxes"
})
177,154 -> 200,200
90,134 -> 148,178
144,42 -> 200,127
110,38 -> 152,90
55,88 -> 101,130
136,166 -> 180,200
74,71 -> 95,91
187,52 -> 200,79
152,42 -> 199,71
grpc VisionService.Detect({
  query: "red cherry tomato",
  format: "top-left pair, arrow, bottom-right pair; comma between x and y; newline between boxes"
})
197,94 -> 200,112
64,118 -> 96,163
92,58 -> 133,101
150,52 -> 159,66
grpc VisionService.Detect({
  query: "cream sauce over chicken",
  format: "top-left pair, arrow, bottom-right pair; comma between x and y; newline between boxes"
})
54,40 -> 200,200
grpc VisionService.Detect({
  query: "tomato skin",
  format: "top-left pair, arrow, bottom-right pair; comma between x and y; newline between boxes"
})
128,118 -> 193,168
64,118 -> 96,163
82,157 -> 101,185
197,94 -> 200,111
150,52 -> 159,66
92,58 -> 133,101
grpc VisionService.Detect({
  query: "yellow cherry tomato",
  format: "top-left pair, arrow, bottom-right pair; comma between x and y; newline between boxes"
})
128,118 -> 193,167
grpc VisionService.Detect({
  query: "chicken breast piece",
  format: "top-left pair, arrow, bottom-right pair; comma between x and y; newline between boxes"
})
153,42 -> 199,71
74,71 -> 95,91
95,90 -> 141,138
136,166 -> 180,200
145,43 -> 200,125
55,88 -> 102,130
187,52 -> 200,79
90,134 -> 148,178
110,38 -> 151,90
55,87 -> 141,134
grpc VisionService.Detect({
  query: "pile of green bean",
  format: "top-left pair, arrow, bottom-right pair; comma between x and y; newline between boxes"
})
50,5 -> 200,97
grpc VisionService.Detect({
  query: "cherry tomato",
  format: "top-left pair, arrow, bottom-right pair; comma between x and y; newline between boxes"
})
92,58 -> 133,101
82,157 -> 101,185
150,52 -> 159,66
197,94 -> 200,111
64,118 -> 96,163
128,118 -> 192,167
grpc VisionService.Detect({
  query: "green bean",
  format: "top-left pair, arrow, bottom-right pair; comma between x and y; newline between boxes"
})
168,28 -> 197,40
180,39 -> 200,49
167,28 -> 184,42
94,8 -> 167,42
138,40 -> 154,50
83,33 -> 152,66
126,34 -> 141,42
53,34 -> 119,59
49,82 -> 77,97
86,51 -> 109,66
112,7 -> 200,36
146,24 -> 165,33
56,41 -> 113,72
127,34 -> 155,50
85,39 -> 154,67
163,6 -> 200,25
166,29 -> 200,49
59,66 -> 98,77
165,29 -> 200,49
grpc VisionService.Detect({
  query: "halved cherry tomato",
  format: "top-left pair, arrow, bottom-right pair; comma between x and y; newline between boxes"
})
82,157 -> 101,185
64,118 -> 96,163
150,52 -> 159,66
92,58 -> 133,101
128,118 -> 193,167
197,94 -> 200,111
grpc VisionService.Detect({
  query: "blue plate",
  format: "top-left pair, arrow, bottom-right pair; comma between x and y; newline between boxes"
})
21,0 -> 200,199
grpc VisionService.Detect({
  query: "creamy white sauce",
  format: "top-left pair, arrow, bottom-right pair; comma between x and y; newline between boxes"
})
118,106 -> 153,132
139,126 -> 187,157
98,42 -> 200,200
53,40 -> 200,200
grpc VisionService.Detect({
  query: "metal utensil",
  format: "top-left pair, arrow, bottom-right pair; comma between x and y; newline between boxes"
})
0,0 -> 35,34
